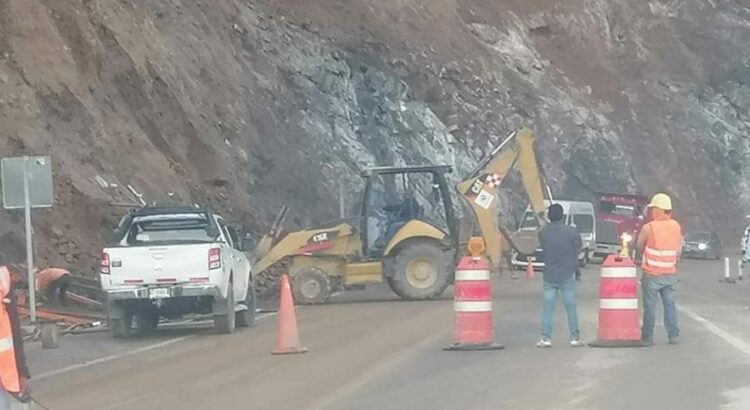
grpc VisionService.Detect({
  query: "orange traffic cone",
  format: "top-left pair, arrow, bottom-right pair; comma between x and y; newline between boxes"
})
272,274 -> 308,355
526,260 -> 535,279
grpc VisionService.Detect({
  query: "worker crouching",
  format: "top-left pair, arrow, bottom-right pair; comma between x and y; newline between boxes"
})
35,268 -> 71,307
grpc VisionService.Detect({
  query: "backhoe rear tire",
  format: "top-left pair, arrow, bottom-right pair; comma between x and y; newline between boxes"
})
291,267 -> 332,305
388,241 -> 451,300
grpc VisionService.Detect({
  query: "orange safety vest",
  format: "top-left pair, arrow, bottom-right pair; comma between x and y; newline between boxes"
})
0,267 -> 20,393
641,218 -> 682,275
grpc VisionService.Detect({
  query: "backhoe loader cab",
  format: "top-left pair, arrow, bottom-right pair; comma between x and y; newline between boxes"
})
361,165 -> 459,260
252,165 -> 460,304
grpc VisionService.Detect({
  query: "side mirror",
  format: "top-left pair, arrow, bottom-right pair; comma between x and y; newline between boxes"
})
240,234 -> 257,252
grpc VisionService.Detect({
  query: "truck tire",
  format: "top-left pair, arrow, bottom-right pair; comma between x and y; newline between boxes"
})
111,314 -> 133,339
291,267 -> 332,305
134,307 -> 159,335
388,241 -> 451,300
579,250 -> 589,268
214,283 -> 236,334
236,281 -> 256,328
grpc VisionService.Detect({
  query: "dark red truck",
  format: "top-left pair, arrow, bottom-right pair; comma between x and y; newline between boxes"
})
593,193 -> 648,259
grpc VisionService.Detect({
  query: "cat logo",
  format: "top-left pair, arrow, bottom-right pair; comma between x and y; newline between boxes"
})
312,232 -> 329,243
465,177 -> 485,197
309,231 -> 338,244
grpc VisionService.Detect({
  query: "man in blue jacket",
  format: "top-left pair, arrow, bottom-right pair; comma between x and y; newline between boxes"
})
537,204 -> 582,348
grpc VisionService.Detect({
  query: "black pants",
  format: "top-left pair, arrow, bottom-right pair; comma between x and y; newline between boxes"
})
45,274 -> 71,306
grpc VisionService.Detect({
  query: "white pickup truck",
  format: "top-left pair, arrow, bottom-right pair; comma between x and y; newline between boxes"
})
100,206 -> 255,338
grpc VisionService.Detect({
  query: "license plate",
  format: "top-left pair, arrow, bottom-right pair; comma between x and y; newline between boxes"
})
149,288 -> 171,299
528,257 -> 536,262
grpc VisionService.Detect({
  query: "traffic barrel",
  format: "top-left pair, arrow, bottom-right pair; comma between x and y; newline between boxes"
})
589,255 -> 648,347
444,256 -> 503,351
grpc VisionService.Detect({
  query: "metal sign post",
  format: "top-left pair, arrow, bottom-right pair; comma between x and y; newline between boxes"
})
23,158 -> 36,322
2,155 -> 53,324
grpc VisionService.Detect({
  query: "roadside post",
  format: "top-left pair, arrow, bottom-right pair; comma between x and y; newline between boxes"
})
722,257 -> 735,284
1,156 -> 53,323
738,260 -> 744,282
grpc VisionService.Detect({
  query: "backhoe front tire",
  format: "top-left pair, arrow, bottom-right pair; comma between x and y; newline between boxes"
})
291,267 -> 332,305
388,241 -> 451,300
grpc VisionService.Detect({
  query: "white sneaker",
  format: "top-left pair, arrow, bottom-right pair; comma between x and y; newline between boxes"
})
570,339 -> 582,347
536,338 -> 552,348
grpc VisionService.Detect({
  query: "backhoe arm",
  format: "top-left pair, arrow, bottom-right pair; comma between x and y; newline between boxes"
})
455,126 -> 547,268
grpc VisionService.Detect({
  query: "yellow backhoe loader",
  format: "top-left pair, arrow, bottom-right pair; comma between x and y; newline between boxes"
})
252,126 -> 548,304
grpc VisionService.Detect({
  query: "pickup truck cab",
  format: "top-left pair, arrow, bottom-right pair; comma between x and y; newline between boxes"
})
100,206 -> 255,337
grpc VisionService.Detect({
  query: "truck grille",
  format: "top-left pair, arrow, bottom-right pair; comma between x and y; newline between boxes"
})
596,221 -> 619,244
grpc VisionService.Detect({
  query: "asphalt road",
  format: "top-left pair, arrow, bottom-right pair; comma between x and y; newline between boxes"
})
28,255 -> 750,410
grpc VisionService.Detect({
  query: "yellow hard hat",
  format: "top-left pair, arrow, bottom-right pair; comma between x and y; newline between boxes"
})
647,193 -> 672,210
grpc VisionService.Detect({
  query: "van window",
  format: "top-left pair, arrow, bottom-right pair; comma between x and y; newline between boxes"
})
573,214 -> 594,233
519,211 -> 546,230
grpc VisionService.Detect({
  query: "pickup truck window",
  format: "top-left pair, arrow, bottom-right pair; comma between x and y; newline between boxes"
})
125,216 -> 217,246
217,219 -> 234,248
226,226 -> 240,250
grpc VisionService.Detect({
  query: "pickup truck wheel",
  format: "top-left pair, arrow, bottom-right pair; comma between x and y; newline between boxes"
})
236,283 -> 256,328
388,241 -> 451,300
214,284 -> 236,334
291,267 -> 331,305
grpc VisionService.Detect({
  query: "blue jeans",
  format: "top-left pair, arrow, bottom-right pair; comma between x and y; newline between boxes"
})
641,274 -> 679,341
541,276 -> 580,340
0,390 -> 29,409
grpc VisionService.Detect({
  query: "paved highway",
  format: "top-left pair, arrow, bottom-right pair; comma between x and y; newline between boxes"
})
29,257 -> 750,409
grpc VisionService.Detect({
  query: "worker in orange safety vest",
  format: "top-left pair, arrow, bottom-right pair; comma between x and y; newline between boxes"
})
0,266 -> 31,409
636,193 -> 682,346
34,268 -> 71,307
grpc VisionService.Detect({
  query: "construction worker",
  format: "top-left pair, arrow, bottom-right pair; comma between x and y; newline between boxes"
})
0,266 -> 31,409
636,193 -> 682,345
536,203 -> 582,348
35,267 -> 71,307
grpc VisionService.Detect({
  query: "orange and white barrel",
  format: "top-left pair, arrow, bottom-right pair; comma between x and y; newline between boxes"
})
445,256 -> 503,351
589,255 -> 647,347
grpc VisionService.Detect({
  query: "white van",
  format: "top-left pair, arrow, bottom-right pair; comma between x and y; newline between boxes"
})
511,200 -> 596,270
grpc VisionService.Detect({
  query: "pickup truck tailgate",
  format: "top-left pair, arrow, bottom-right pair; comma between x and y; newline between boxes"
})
107,244 -> 212,285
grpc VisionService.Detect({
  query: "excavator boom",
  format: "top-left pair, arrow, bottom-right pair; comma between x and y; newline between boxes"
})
455,126 -> 547,268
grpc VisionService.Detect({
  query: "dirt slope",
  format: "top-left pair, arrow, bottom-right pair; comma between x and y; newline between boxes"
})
0,0 -> 748,272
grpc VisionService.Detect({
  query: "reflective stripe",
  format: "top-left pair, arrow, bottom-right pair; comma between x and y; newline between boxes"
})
454,301 -> 492,312
0,337 -> 12,353
0,267 -> 9,297
600,298 -> 638,310
645,247 -> 678,257
600,267 -> 637,278
645,258 -> 676,268
455,269 -> 491,281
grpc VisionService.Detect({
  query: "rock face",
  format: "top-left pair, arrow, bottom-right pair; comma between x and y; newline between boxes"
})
0,0 -> 748,272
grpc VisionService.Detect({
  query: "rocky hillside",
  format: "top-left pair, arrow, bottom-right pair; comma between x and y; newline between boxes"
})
0,0 -> 748,272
